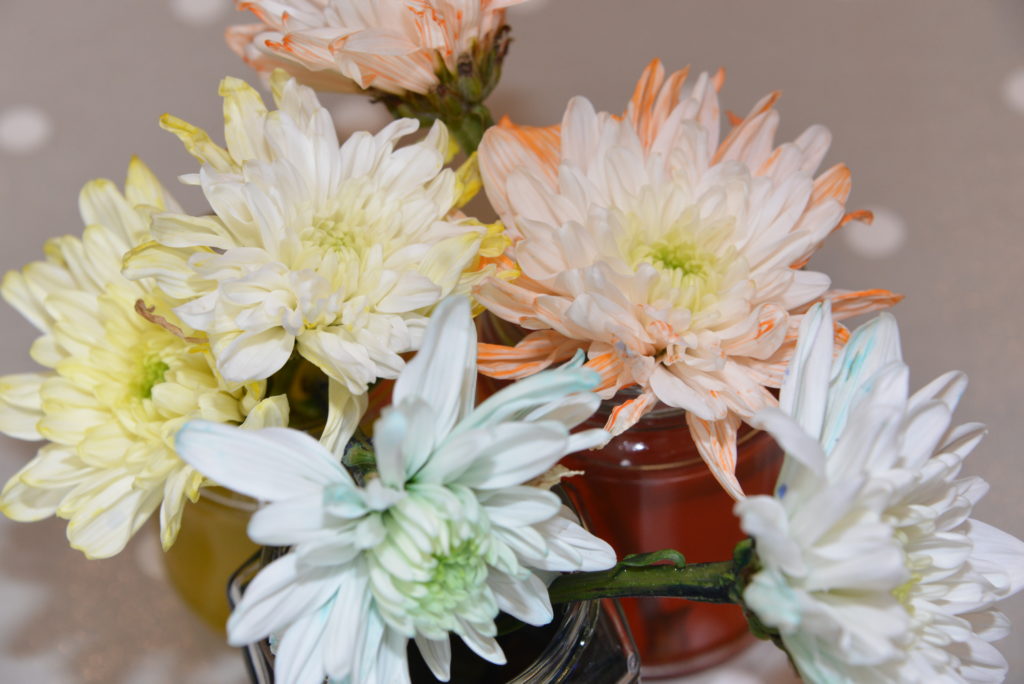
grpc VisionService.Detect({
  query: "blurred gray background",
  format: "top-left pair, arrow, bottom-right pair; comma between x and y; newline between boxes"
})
1,0 -> 1022,681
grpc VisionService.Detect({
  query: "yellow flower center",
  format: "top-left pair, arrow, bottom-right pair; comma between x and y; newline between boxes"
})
301,177 -> 389,256
621,203 -> 740,312
892,571 -> 922,608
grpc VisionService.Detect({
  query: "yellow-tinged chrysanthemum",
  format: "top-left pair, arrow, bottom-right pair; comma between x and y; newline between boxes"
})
475,60 -> 902,500
0,159 -> 288,559
123,73 -> 496,453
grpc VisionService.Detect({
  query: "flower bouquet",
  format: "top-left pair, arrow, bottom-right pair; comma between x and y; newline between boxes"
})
1,2 -> 1022,683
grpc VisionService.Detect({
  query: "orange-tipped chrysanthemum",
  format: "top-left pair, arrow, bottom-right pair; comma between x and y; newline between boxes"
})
227,0 -> 526,96
475,60 -> 901,499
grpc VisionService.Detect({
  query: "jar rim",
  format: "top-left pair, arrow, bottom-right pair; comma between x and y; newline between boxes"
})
568,426 -> 766,472
199,486 -> 259,512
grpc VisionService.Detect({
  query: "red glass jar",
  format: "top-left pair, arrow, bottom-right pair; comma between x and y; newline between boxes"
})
561,400 -> 782,679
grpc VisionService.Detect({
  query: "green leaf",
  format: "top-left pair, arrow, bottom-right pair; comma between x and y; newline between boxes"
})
619,549 -> 687,569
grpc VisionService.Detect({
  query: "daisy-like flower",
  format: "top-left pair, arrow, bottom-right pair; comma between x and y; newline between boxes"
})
474,59 -> 901,498
176,296 -> 615,684
227,0 -> 525,96
735,302 -> 1024,682
124,73 -> 493,452
0,159 -> 288,558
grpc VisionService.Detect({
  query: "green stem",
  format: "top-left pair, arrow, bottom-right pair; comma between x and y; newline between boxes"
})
547,561 -> 737,605
449,104 -> 494,155
377,29 -> 510,155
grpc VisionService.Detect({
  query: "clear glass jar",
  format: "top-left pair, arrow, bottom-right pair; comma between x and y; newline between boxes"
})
228,553 -> 640,684
561,399 -> 782,679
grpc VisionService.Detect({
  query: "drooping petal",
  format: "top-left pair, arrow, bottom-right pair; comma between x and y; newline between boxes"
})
320,380 -> 369,459
687,412 -> 744,500
175,421 -> 350,501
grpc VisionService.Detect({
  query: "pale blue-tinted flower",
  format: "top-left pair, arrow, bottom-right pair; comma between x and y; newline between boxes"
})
176,296 -> 616,684
736,301 -> 1024,683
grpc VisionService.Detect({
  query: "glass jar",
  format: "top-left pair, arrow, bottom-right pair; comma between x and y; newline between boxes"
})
228,554 -> 641,684
163,487 -> 259,632
561,400 -> 782,678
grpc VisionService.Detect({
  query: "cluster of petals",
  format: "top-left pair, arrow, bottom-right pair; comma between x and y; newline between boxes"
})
227,0 -> 527,95
0,160 -> 287,558
176,296 -> 616,684
474,58 -> 901,498
735,302 -> 1024,683
125,73 -> 491,452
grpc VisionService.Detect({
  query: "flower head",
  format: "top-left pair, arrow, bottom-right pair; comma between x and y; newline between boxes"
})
124,73 -> 493,451
0,159 -> 287,558
227,0 -> 525,96
474,59 -> 901,498
176,296 -> 615,684
735,302 -> 1024,682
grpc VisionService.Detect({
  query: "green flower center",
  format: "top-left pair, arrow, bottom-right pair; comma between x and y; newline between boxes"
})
619,199 -> 742,313
633,234 -> 732,312
309,216 -> 370,253
648,241 -> 717,278
138,357 -> 170,399
416,539 -> 488,615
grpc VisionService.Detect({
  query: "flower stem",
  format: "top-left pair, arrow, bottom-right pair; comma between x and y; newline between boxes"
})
547,561 -> 737,605
376,30 -> 510,155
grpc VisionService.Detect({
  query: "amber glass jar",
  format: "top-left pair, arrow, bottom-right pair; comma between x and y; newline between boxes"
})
163,487 -> 259,632
561,400 -> 782,678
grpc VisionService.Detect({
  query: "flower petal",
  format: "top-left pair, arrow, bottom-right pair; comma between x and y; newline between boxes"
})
392,296 -> 476,446
175,421 -> 350,501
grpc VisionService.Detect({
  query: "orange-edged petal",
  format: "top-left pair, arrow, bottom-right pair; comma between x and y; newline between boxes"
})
712,91 -> 781,166
810,163 -> 852,207
603,387 -> 659,437
837,209 -> 874,232
476,330 -> 583,380
788,211 -> 874,271
721,302 -> 789,360
626,59 -> 690,149
711,67 -> 726,93
687,412 -> 744,500
583,351 -> 626,395
225,25 -> 361,93
479,118 -> 561,221
473,271 -> 548,326
811,289 -> 904,321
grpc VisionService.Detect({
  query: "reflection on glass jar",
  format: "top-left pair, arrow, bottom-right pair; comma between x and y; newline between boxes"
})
561,400 -> 782,678
163,486 -> 259,632
229,553 -> 641,684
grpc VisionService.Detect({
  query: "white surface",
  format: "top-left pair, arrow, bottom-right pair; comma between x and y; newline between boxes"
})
0,106 -> 52,154
1002,67 -> 1024,114
169,0 -> 230,26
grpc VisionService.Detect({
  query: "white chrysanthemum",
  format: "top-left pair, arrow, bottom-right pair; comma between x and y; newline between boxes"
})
475,59 -> 901,499
176,296 -> 616,684
227,0 -> 526,95
125,74 -> 491,452
735,302 -> 1024,683
0,159 -> 288,558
